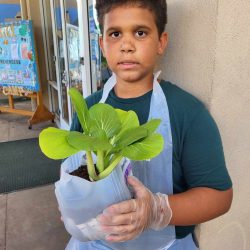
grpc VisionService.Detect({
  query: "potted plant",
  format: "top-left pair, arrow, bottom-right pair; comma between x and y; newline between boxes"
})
39,88 -> 164,241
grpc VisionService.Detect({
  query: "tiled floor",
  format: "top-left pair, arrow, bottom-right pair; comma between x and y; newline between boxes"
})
0,99 -> 70,250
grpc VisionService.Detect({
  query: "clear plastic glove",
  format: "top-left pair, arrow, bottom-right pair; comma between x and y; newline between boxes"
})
97,176 -> 172,242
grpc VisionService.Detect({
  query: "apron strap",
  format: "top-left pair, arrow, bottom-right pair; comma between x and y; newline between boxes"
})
99,73 -> 116,103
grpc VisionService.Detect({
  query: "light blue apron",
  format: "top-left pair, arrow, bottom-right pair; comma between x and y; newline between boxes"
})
66,72 -> 198,250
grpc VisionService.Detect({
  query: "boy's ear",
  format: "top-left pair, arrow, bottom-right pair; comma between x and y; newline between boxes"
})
157,32 -> 168,55
99,35 -> 106,57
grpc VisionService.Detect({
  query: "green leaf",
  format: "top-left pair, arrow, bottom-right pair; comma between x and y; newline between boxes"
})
67,131 -> 112,151
89,103 -> 121,139
68,88 -> 91,134
116,109 -> 139,130
115,127 -> 148,150
89,127 -> 108,141
39,127 -> 79,159
140,119 -> 161,135
121,134 -> 164,160
114,109 -> 140,143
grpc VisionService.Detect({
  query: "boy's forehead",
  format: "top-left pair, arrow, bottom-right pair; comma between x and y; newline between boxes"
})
103,5 -> 157,30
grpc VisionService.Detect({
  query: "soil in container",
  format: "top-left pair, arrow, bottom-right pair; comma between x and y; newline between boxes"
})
69,165 -> 99,181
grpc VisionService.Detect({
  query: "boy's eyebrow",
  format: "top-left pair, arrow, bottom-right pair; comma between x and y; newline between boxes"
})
133,25 -> 151,31
105,26 -> 121,33
105,25 -> 151,34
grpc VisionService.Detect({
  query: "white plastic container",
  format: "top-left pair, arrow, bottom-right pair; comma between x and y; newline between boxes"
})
55,152 -> 132,242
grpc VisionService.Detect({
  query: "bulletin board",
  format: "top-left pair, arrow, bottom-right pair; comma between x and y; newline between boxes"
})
0,20 -> 54,129
0,20 -> 40,92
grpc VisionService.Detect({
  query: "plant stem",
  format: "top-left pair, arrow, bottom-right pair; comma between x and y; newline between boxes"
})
86,151 -> 99,181
98,154 -> 123,179
96,150 -> 104,173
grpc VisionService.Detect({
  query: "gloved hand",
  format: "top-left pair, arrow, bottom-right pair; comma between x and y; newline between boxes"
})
97,176 -> 172,242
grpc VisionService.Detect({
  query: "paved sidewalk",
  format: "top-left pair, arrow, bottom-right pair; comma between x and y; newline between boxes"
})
0,98 -> 70,250
0,96 -> 53,143
0,186 -> 70,250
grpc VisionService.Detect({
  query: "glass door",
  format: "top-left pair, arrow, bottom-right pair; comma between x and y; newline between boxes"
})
50,0 -> 69,129
64,0 -> 83,118
40,0 -> 60,123
88,0 -> 111,90
64,0 -> 82,93
50,0 -> 82,129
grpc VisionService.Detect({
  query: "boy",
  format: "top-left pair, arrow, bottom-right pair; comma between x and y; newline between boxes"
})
70,0 -> 233,249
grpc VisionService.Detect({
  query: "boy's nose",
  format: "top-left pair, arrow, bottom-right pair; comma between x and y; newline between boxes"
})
120,40 -> 135,53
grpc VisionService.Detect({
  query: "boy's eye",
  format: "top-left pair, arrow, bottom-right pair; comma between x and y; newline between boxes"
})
110,32 -> 121,38
135,31 -> 146,38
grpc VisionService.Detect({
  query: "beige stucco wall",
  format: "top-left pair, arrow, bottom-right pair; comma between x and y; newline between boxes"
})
159,0 -> 218,108
160,0 -> 250,249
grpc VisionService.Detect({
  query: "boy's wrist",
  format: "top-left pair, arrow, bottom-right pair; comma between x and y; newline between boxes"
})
150,193 -> 172,230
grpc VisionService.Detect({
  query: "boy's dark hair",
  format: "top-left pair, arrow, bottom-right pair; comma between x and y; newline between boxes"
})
95,0 -> 167,36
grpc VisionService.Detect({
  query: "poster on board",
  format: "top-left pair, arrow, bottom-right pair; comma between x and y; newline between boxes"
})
0,20 -> 40,92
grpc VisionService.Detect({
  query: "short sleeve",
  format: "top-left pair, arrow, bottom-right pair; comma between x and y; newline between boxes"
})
181,107 -> 232,190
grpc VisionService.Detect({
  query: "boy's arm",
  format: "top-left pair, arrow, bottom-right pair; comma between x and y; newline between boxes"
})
169,105 -> 233,225
168,187 -> 233,225
97,177 -> 233,243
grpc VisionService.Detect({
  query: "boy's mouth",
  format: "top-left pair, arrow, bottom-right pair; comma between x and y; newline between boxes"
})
118,61 -> 139,69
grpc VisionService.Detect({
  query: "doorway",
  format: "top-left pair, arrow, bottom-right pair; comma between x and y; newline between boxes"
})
42,0 -> 102,129
49,0 -> 81,129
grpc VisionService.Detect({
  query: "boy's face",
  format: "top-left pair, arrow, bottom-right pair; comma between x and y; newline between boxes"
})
99,6 -> 168,85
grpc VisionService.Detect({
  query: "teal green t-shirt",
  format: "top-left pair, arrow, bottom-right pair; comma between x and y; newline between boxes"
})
70,80 -> 232,239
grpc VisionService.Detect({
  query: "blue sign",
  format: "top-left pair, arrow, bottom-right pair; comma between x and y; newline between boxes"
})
0,20 -> 40,92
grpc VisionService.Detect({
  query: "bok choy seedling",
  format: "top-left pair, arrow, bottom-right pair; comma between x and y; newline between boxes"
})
39,88 -> 164,181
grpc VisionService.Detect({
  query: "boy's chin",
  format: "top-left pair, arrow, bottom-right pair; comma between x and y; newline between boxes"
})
115,71 -> 152,83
